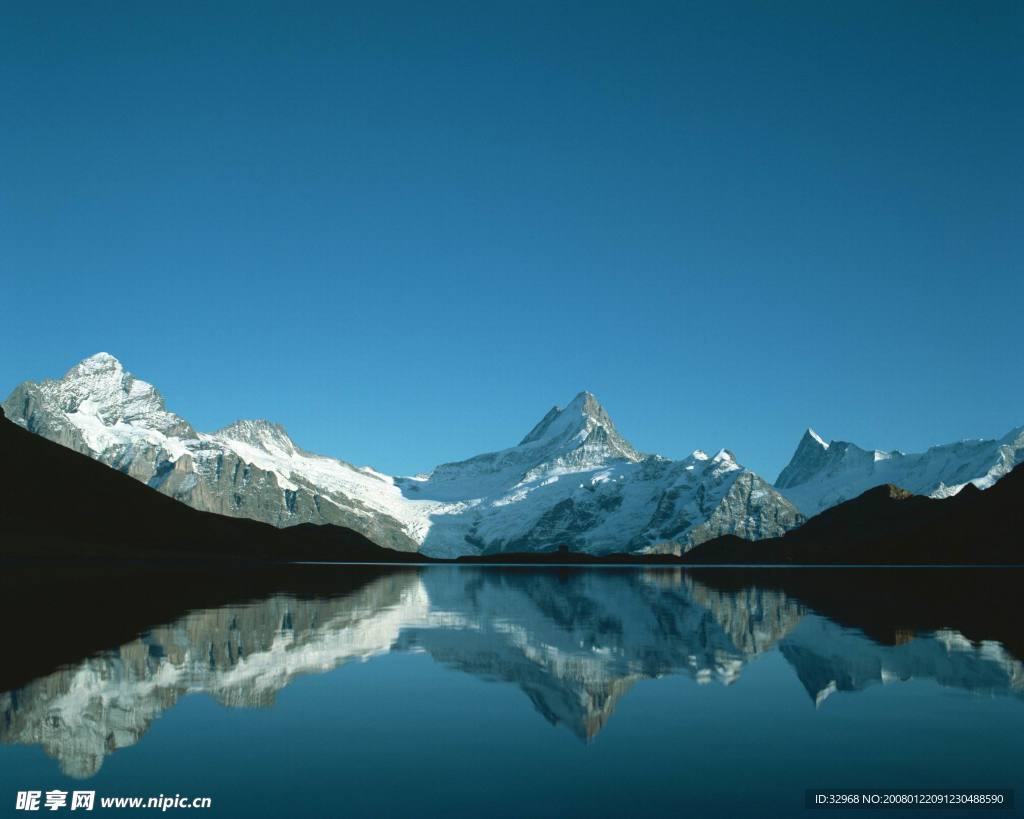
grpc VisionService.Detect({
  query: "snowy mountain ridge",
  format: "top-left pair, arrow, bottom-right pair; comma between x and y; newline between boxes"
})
775,424 -> 1024,516
3,353 -> 804,556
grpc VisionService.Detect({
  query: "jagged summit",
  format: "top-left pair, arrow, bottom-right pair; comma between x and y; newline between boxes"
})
520,391 -> 602,443
61,352 -> 152,406
4,352 -> 195,443
805,428 -> 829,449
775,427 -> 833,489
73,351 -> 123,373
517,391 -> 641,462
215,419 -> 298,455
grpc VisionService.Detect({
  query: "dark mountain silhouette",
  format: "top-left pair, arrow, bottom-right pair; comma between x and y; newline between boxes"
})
683,464 -> 1024,564
0,408 -> 419,563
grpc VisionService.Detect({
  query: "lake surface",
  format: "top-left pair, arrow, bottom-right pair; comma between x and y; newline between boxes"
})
1,565 -> 1022,817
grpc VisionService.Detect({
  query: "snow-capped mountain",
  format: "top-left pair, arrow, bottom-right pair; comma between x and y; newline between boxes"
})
3,353 -> 424,552
2,353 -> 803,556
407,391 -> 802,556
776,425 -> 1024,516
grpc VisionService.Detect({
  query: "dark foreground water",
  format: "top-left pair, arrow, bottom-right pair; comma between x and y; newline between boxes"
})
1,565 -> 1022,818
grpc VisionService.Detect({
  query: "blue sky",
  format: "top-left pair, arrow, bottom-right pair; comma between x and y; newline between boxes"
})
1,1 -> 1021,479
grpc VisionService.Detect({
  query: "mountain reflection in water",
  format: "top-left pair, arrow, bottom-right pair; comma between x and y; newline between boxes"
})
1,565 -> 1022,779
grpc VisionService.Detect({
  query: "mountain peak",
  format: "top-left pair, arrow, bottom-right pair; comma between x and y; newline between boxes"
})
68,352 -> 124,378
568,389 -> 614,422
776,426 -> 834,488
215,419 -> 297,455
521,391 -> 603,440
84,351 -> 121,365
1,352 -> 197,441
804,427 -> 829,449
517,391 -> 639,461
569,389 -> 598,409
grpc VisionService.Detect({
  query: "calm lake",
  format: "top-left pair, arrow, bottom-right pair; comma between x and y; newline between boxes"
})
1,565 -> 1021,817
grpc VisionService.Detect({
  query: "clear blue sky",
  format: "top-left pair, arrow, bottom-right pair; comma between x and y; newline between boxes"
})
2,1 -> 1021,479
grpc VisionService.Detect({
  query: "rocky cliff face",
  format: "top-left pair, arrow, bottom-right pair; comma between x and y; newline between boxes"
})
3,353 -> 804,556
